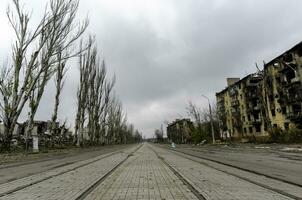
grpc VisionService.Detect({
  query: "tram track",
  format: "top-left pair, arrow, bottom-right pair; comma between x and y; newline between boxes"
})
149,145 -> 206,200
155,144 -> 302,200
0,144 -> 142,199
172,146 -> 302,187
75,144 -> 142,200
171,146 -> 302,187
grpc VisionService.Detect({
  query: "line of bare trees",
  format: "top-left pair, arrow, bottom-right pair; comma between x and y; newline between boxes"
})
0,0 -> 141,152
186,101 -> 220,144
74,38 -> 142,146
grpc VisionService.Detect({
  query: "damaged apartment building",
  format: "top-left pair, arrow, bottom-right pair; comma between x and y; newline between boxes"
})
216,41 -> 302,140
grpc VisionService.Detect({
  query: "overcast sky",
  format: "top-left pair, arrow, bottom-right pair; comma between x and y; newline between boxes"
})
1,0 -> 302,138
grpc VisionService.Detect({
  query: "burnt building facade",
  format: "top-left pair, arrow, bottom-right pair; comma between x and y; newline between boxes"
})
216,41 -> 302,141
263,42 -> 302,129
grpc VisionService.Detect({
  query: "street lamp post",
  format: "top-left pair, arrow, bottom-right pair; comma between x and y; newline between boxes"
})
202,94 -> 216,144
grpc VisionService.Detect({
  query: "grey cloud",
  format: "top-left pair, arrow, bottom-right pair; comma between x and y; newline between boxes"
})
2,0 -> 302,137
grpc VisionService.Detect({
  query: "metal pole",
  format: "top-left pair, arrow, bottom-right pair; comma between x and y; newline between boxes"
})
202,94 -> 216,144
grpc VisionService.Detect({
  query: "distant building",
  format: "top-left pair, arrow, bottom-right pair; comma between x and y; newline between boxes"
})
167,118 -> 193,144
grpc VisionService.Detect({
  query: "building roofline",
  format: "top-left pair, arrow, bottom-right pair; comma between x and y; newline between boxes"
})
167,118 -> 192,127
216,40 -> 302,96
216,87 -> 228,96
216,72 -> 263,96
264,41 -> 302,68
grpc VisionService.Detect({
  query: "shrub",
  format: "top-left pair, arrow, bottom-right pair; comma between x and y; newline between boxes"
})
268,125 -> 302,143
268,127 -> 283,142
287,125 -> 302,143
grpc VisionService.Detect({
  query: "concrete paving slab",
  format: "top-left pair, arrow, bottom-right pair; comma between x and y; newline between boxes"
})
85,145 -> 198,200
151,145 -> 294,200
0,146 -> 139,200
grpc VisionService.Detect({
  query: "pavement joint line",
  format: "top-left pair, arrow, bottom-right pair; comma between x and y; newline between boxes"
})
74,144 -> 143,200
0,155 -> 71,170
159,145 -> 302,200
0,145 -> 135,198
149,145 -> 206,200
170,146 -> 302,188
0,145 -> 131,170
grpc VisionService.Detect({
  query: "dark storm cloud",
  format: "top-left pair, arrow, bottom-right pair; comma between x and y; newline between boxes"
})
2,0 -> 302,136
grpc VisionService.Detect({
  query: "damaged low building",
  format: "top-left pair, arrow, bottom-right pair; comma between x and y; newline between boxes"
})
167,118 -> 194,144
0,120 -> 71,151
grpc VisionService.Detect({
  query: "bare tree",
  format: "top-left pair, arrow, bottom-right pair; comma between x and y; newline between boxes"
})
87,59 -> 115,144
50,52 -> 67,146
255,62 -> 272,131
25,0 -> 88,151
154,129 -> 163,142
74,38 -> 115,146
75,39 -> 93,146
0,0 -> 88,151
0,1 -> 45,150
186,100 -> 219,143
187,101 -> 203,126
106,95 -> 126,144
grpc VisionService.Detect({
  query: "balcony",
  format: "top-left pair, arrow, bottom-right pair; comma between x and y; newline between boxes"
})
218,105 -> 226,112
233,120 -> 242,128
254,105 -> 261,110
246,80 -> 261,88
278,63 -> 297,74
229,89 -> 238,96
231,108 -> 240,116
291,77 -> 300,83
281,78 -> 301,88
285,90 -> 302,103
252,118 -> 262,125
246,82 -> 258,87
231,100 -> 239,107
245,92 -> 258,99
286,112 -> 302,122
279,67 -> 289,74
217,97 -> 224,103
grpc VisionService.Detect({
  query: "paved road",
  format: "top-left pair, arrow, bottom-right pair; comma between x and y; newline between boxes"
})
0,143 -> 301,200
0,145 -> 134,184
85,144 -> 198,200
160,143 -> 302,186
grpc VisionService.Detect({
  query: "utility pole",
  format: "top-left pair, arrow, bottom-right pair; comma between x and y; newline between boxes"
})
161,124 -> 164,139
202,94 -> 216,144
